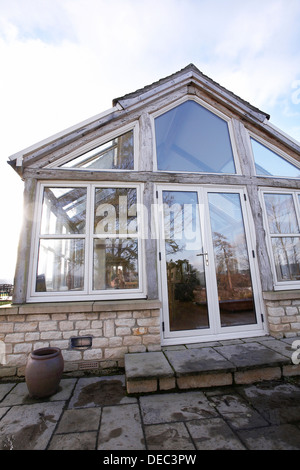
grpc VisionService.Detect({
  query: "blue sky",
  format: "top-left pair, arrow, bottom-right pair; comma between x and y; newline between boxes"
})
0,0 -> 300,282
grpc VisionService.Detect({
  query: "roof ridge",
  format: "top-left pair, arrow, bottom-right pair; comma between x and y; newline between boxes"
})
113,63 -> 270,119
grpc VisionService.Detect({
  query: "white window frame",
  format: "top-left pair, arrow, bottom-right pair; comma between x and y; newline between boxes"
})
260,188 -> 300,290
151,95 -> 241,175
27,181 -> 147,302
156,183 -> 266,346
247,132 -> 300,178
45,122 -> 139,171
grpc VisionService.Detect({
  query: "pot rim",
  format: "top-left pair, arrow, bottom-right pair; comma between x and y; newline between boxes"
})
30,347 -> 61,360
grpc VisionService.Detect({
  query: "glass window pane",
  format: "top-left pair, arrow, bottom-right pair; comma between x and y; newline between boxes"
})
271,237 -> 300,281
264,194 -> 299,234
163,191 -> 209,331
93,238 -> 139,290
208,193 -> 256,327
36,239 -> 85,292
61,130 -> 134,170
41,187 -> 87,235
251,138 -> 300,177
94,187 -> 137,235
155,100 -> 236,173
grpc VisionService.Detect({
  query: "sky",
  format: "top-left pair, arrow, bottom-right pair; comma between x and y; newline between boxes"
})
0,0 -> 300,283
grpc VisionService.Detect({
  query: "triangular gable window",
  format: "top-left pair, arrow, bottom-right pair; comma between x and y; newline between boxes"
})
155,100 -> 236,174
251,138 -> 300,177
60,130 -> 134,170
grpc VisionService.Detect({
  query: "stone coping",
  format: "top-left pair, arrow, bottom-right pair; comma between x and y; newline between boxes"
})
0,299 -> 162,316
263,290 -> 300,301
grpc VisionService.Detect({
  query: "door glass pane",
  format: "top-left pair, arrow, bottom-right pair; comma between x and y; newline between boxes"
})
155,100 -> 236,173
61,130 -> 134,170
271,237 -> 300,281
94,188 -> 137,235
208,193 -> 256,327
163,191 -> 209,331
41,187 -> 87,234
93,238 -> 139,290
264,193 -> 299,234
36,239 -> 85,292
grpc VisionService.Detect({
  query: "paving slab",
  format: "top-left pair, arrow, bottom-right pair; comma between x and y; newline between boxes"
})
55,407 -> 101,433
144,422 -> 195,450
48,431 -> 98,450
209,393 -> 268,429
239,381 -> 300,425
258,338 -> 296,359
237,424 -> 300,450
0,407 -> 9,420
186,417 -> 246,450
98,403 -> 145,450
0,383 -> 15,403
0,379 -> 76,406
0,401 -> 65,450
164,347 -> 235,376
68,375 -> 136,409
125,352 -> 174,380
140,390 -> 218,425
215,342 -> 289,369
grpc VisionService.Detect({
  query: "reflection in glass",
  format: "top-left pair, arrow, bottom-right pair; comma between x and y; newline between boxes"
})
94,187 -> 137,235
264,194 -> 299,234
208,193 -> 256,327
251,138 -> 300,177
36,239 -> 85,292
93,238 -> 139,290
163,191 -> 209,331
271,237 -> 300,281
155,100 -> 236,174
41,187 -> 87,235
61,131 -> 134,170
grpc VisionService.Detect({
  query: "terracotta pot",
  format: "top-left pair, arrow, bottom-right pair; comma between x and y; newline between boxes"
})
25,347 -> 64,398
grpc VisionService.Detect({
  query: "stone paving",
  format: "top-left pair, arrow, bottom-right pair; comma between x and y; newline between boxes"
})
1,374 -> 300,450
125,336 -> 300,393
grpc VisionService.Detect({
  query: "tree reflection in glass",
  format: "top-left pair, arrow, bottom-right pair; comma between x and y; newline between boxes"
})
264,193 -> 300,281
208,193 -> 256,327
162,191 -> 209,331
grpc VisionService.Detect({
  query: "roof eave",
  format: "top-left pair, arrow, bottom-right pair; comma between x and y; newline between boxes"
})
8,105 -> 121,172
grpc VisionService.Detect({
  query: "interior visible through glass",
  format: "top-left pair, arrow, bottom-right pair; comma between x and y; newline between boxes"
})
155,100 -> 236,174
41,187 -> 87,234
93,238 -> 139,290
93,187 -> 139,290
163,190 -> 209,331
264,193 -> 300,281
208,193 -> 257,327
36,239 -> 85,292
251,138 -> 300,177
61,130 -> 134,170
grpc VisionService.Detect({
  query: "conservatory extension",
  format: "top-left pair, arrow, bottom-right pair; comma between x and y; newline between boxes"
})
1,64 -> 300,377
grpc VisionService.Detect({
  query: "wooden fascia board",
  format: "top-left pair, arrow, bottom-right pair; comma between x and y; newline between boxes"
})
259,120 -> 300,159
115,70 -> 269,124
8,106 -> 121,173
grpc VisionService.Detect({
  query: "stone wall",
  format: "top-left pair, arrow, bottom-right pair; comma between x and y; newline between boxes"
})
0,300 -> 161,378
263,291 -> 300,339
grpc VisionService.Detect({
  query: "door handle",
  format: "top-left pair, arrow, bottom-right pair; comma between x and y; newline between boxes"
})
197,252 -> 209,266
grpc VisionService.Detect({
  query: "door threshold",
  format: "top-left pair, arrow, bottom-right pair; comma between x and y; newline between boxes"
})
161,330 -> 267,347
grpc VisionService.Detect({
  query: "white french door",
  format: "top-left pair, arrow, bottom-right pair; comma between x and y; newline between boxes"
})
157,185 -> 266,345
